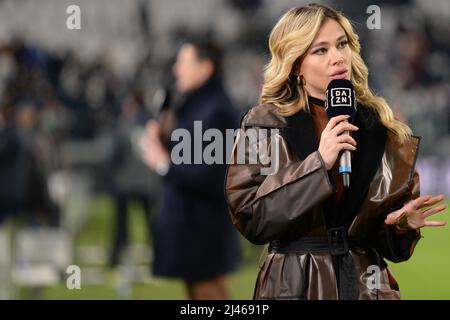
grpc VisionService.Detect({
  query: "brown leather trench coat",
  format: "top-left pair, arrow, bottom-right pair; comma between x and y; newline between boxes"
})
224,102 -> 421,300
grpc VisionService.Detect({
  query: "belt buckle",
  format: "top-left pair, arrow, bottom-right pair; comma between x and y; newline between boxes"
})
327,226 -> 349,256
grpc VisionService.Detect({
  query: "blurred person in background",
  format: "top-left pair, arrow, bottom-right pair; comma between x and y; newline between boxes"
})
143,37 -> 242,300
0,104 -> 25,225
0,104 -> 20,300
225,4 -> 447,300
15,101 -> 59,227
108,91 -> 159,269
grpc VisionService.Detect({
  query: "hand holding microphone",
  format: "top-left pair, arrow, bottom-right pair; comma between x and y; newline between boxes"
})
318,114 -> 358,170
319,79 -> 358,187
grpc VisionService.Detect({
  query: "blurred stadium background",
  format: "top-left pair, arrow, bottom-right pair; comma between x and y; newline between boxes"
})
0,0 -> 449,299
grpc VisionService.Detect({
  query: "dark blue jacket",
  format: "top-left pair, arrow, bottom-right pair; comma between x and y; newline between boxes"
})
152,75 -> 242,281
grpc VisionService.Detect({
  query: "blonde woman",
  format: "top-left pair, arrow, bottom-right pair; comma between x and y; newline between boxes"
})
225,3 -> 447,300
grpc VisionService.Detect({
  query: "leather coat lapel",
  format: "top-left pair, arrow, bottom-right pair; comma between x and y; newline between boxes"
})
336,105 -> 387,227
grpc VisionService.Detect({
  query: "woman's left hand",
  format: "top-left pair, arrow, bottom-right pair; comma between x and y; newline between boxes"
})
385,194 -> 448,231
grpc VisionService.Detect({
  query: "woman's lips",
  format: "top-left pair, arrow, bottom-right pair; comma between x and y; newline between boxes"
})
330,70 -> 348,80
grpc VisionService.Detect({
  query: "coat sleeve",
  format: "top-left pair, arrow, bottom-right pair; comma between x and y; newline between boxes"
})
376,169 -> 422,263
224,118 -> 336,245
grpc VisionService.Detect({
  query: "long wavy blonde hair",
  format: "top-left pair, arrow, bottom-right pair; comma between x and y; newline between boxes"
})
260,3 -> 412,143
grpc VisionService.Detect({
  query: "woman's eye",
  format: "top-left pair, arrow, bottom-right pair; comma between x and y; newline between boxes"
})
338,40 -> 348,48
313,48 -> 327,55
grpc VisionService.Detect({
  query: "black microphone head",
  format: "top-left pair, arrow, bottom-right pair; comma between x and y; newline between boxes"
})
325,79 -> 357,120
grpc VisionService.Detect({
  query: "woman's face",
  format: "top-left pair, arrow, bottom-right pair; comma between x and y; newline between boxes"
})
299,18 -> 352,100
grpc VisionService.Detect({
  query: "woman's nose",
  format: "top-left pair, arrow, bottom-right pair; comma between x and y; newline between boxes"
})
330,48 -> 344,65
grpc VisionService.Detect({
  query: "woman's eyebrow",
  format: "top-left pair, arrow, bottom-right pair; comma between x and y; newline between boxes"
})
310,34 -> 347,49
336,34 -> 347,42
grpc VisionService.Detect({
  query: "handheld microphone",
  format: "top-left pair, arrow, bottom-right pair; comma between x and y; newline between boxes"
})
325,79 -> 357,188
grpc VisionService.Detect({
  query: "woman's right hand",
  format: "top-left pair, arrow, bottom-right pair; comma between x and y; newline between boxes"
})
318,114 -> 359,170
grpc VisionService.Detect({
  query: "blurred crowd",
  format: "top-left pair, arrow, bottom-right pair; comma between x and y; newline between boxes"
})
0,0 -> 449,298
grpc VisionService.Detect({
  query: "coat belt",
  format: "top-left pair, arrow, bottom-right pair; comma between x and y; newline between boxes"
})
268,226 -> 375,300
